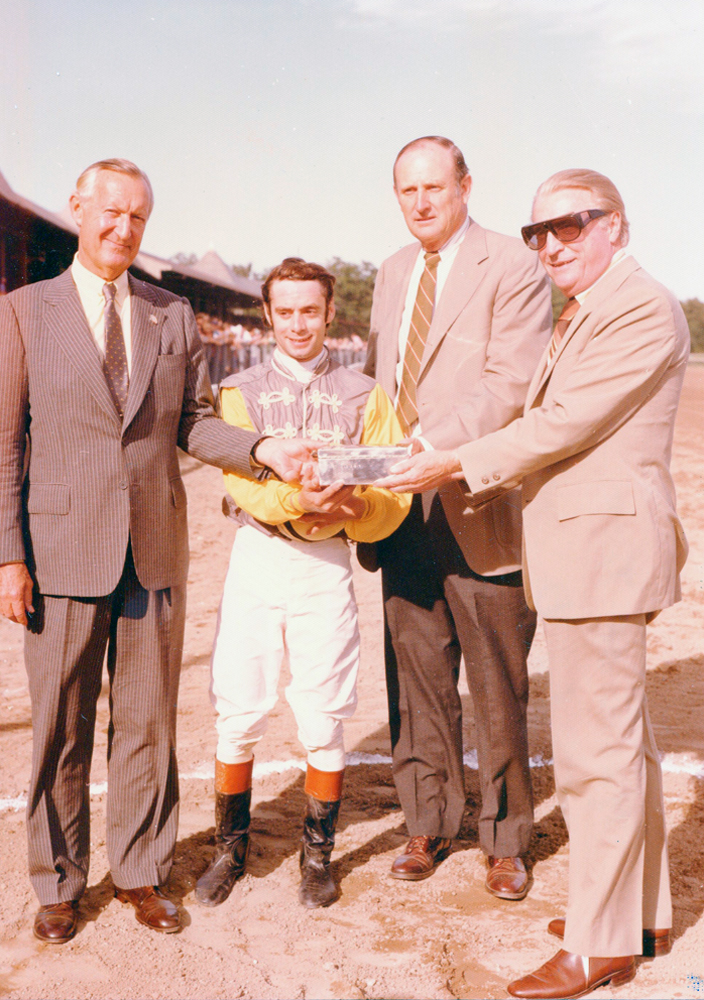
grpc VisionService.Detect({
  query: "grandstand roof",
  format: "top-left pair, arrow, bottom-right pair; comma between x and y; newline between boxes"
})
0,169 -> 77,234
1,168 -> 262,303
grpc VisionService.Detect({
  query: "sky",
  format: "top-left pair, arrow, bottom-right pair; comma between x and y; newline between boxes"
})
1,0 -> 702,298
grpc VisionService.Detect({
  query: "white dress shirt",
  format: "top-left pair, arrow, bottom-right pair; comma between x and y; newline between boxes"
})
394,214 -> 470,444
71,254 -> 133,374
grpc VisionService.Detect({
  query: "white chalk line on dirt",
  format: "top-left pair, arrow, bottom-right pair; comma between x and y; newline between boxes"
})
1,750 -> 702,814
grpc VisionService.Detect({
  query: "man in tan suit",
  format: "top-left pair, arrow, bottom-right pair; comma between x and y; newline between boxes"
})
361,137 -> 552,895
378,168 -> 688,998
0,159 -> 314,943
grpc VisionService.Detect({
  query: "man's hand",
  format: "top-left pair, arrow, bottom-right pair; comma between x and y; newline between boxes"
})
0,562 -> 35,626
297,479 -> 358,515
253,438 -> 317,483
295,465 -> 366,532
374,449 -> 463,493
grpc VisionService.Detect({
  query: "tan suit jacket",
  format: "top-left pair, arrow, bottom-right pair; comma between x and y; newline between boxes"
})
367,217 -> 552,574
457,257 -> 690,616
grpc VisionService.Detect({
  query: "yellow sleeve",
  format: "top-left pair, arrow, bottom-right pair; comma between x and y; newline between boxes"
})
220,387 -> 303,524
344,383 -> 412,542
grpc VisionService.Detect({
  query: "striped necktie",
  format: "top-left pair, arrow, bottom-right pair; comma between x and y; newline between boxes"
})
103,282 -> 129,418
396,250 -> 441,435
546,296 -> 579,367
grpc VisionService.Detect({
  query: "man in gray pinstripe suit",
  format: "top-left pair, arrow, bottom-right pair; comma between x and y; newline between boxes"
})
0,159 -> 313,942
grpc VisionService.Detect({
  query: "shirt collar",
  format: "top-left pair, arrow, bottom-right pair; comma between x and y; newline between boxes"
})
575,248 -> 629,304
437,213 -> 470,255
71,253 -> 130,303
273,346 -> 328,383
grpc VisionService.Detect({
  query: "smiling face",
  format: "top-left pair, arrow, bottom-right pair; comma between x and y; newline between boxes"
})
70,170 -> 151,281
264,279 -> 335,362
394,142 -> 472,252
532,187 -> 622,297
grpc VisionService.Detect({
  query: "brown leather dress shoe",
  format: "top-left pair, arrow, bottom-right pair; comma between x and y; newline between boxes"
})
114,885 -> 181,933
33,901 -> 79,944
547,917 -> 671,958
507,949 -> 636,999
485,856 -> 530,900
390,836 -> 452,880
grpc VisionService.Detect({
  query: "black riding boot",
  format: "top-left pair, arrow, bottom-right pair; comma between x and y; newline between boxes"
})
298,795 -> 340,908
195,790 -> 251,906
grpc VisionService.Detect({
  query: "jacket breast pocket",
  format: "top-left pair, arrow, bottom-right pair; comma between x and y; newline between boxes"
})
556,481 -> 635,521
27,483 -> 70,515
156,353 -> 186,366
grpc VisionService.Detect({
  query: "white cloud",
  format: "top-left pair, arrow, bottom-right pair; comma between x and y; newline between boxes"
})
345,0 -> 704,104
545,0 -> 704,102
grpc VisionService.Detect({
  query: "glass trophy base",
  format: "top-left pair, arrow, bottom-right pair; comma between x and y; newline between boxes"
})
317,445 -> 412,485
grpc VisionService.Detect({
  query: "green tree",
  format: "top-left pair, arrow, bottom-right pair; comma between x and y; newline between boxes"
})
325,258 -> 377,340
170,251 -> 198,267
681,298 -> 704,353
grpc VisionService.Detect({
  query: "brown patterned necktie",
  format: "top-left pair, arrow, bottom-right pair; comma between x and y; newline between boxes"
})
546,296 -> 579,367
396,250 -> 441,435
103,282 -> 129,418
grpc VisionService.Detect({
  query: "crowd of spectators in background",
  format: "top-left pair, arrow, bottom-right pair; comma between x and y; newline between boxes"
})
195,310 -> 367,383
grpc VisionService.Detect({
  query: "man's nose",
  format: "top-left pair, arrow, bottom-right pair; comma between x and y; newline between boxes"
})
290,311 -> 305,331
114,214 -> 132,240
415,189 -> 430,213
543,230 -> 565,255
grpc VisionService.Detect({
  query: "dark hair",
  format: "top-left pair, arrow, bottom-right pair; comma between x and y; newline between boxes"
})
393,136 -> 470,187
262,258 -> 336,314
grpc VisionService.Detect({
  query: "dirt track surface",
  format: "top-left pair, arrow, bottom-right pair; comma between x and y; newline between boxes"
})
1,365 -> 703,1000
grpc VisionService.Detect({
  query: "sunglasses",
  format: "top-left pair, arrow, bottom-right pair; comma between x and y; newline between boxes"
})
521,209 -> 607,251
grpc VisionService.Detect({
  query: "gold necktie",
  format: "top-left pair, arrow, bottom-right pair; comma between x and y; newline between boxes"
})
103,283 -> 129,418
546,296 -> 579,367
396,251 -> 441,434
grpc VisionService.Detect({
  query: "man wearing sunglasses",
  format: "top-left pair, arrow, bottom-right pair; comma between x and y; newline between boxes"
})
377,168 -> 689,998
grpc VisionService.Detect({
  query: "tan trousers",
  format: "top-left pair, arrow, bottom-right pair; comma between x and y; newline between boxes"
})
543,614 -> 671,957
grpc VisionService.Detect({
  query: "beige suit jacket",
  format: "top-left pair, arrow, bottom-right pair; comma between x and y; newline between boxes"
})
367,217 -> 552,575
457,257 -> 690,617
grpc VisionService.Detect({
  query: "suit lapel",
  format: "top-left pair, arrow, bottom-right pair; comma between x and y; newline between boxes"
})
123,275 -> 164,429
419,219 -> 489,378
44,270 -> 122,427
527,256 -> 642,404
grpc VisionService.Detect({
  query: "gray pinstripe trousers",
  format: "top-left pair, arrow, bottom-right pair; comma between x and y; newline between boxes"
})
24,546 -> 185,903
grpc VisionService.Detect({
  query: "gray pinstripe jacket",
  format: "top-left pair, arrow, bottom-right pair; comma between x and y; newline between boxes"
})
0,268 -> 258,596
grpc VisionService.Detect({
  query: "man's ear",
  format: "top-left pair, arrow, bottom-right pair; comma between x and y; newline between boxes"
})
263,303 -> 273,328
325,300 -> 336,327
607,211 -> 623,247
68,192 -> 83,229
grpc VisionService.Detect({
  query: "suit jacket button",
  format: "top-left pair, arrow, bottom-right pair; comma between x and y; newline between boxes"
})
493,473 -> 501,481
481,476 -> 490,485
119,480 -> 128,489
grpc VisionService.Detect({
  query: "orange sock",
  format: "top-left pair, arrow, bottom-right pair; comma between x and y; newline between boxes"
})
215,758 -> 253,795
304,764 -> 344,802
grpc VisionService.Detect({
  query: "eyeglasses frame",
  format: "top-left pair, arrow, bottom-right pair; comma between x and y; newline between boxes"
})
521,209 -> 608,251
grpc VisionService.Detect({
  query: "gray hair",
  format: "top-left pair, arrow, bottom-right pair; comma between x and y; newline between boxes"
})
533,168 -> 629,246
75,158 -> 154,214
393,136 -> 470,188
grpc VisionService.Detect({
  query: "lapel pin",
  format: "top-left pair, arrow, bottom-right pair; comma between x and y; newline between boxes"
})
150,314 -> 159,324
